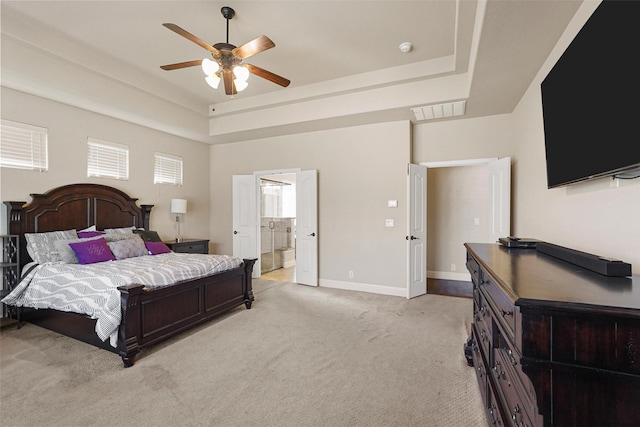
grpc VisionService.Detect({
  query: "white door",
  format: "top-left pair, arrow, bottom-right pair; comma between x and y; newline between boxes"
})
488,157 -> 511,243
232,175 -> 260,278
407,164 -> 427,299
295,170 -> 318,286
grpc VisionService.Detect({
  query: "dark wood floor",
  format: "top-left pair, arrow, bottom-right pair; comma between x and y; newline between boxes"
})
427,278 -> 473,298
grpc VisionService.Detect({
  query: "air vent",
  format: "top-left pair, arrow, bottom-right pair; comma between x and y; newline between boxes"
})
411,101 -> 466,121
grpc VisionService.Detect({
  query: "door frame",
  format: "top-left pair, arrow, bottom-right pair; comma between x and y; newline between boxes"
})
418,157 -> 510,282
255,169 -> 301,279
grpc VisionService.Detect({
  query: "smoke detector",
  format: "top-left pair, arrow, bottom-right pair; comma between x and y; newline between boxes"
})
399,42 -> 413,53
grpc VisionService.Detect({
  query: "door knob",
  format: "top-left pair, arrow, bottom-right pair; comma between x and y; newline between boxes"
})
233,231 -> 238,234
308,232 -> 316,237
406,236 -> 418,240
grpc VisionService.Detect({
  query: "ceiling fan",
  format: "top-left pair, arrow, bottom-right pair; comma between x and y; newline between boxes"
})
160,6 -> 290,96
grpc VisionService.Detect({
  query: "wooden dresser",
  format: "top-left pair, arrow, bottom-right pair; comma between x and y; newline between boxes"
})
465,243 -> 640,427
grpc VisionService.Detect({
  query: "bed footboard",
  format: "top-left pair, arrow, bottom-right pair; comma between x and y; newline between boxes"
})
117,259 -> 256,367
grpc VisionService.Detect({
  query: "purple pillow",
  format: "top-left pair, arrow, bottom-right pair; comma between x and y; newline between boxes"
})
77,230 -> 105,238
68,238 -> 115,264
145,241 -> 172,255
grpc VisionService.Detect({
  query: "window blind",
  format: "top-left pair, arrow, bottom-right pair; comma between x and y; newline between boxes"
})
0,119 -> 48,171
154,152 -> 183,186
87,138 -> 129,180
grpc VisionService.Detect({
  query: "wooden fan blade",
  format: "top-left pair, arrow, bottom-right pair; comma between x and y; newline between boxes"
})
245,63 -> 291,87
232,35 -> 275,59
222,69 -> 237,95
163,23 -> 221,57
160,60 -> 203,71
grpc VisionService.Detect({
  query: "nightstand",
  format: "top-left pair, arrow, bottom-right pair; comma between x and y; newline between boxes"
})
163,238 -> 209,254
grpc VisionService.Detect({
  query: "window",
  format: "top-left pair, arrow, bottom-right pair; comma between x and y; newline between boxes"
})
0,119 -> 48,171
154,152 -> 183,186
87,138 -> 129,180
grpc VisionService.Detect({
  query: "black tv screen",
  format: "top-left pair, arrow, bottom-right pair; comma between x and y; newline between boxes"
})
541,0 -> 640,188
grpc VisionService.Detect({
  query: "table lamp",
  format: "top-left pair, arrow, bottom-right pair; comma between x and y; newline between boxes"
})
170,198 -> 187,242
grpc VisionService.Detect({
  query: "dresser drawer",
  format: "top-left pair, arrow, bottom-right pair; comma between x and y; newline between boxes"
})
495,341 -> 538,426
481,273 -> 516,340
474,291 -> 492,358
466,252 -> 481,286
471,326 -> 489,406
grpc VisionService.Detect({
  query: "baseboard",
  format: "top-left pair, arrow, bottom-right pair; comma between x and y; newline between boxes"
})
319,277 -> 473,299
428,270 -> 472,281
319,279 -> 406,297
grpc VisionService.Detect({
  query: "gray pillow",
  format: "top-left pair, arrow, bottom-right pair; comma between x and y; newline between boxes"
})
104,226 -> 137,234
107,235 -> 148,260
53,235 -> 104,264
25,229 -> 78,264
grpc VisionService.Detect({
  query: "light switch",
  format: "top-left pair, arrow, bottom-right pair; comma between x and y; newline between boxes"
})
385,219 -> 394,227
474,218 -> 480,226
388,200 -> 398,208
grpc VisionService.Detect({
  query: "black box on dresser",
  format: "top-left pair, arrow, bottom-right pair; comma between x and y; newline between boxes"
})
465,242 -> 640,427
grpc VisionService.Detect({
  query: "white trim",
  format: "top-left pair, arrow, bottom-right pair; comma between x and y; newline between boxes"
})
320,279 -> 407,297
421,157 -> 497,168
254,168 -> 301,176
427,270 -> 471,282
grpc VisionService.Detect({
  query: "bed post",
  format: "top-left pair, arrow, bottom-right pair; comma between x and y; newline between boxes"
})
139,204 -> 153,230
117,283 -> 145,367
243,258 -> 257,309
4,201 -> 28,270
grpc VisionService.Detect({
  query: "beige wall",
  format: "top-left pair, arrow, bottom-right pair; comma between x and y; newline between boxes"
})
210,121 -> 411,293
411,2 -> 640,276
0,87 -> 211,243
413,93 -> 639,277
426,165 -> 489,278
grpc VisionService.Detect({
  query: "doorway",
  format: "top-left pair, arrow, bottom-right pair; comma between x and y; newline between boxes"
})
259,173 -> 296,282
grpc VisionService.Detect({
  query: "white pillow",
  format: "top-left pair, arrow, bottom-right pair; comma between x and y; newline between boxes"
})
25,229 -> 78,264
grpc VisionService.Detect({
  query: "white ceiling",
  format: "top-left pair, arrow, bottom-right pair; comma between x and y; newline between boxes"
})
1,1 -> 584,144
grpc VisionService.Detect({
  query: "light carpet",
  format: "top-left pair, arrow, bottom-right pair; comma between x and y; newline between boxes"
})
0,279 -> 488,427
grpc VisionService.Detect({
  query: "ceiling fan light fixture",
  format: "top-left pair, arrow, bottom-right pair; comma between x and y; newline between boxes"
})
205,74 -> 221,89
233,65 -> 249,82
234,79 -> 248,92
201,58 -> 220,75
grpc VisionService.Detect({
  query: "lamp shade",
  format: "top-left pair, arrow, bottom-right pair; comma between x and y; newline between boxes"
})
170,199 -> 188,214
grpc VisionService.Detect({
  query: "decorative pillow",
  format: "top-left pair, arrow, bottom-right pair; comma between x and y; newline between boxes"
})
25,229 -> 78,264
54,235 -> 105,264
133,230 -> 162,242
77,230 -> 105,238
80,225 -> 97,232
68,238 -> 115,264
103,233 -> 140,242
104,226 -> 138,234
145,241 -> 172,255
107,235 -> 148,260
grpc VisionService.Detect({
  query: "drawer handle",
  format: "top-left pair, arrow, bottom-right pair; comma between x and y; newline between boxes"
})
507,349 -> 518,366
501,309 -> 514,317
492,362 -> 504,379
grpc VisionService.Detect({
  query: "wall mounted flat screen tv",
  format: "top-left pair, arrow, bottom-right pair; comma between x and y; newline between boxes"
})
541,0 -> 640,188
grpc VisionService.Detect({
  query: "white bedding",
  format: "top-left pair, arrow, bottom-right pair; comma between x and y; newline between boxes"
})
1,253 -> 243,347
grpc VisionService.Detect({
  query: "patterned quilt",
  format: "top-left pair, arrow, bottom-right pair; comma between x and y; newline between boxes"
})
1,253 -> 243,347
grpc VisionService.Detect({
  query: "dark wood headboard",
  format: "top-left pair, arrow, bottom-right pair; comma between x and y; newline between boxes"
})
4,183 -> 153,269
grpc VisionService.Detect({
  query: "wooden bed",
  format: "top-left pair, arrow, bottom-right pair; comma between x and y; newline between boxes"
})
4,183 -> 256,367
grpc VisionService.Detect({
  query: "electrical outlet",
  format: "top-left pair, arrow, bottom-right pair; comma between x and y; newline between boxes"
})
451,264 -> 456,271
348,270 -> 354,278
